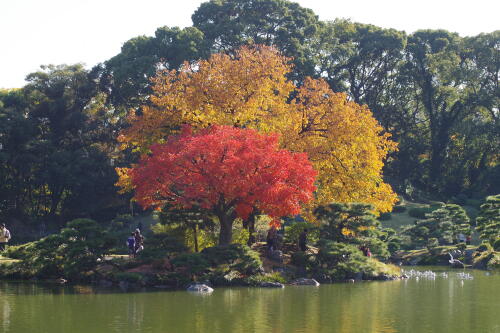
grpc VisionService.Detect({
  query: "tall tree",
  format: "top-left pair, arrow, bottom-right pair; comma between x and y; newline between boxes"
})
0,65 -> 122,225
130,125 -> 317,245
192,0 -> 322,79
118,46 -> 397,214
98,26 -> 207,114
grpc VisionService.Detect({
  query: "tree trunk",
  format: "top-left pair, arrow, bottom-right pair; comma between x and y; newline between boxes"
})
193,225 -> 199,253
247,213 -> 256,246
218,212 -> 234,246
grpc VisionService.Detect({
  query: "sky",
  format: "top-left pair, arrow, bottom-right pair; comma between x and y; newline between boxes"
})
1,0 -> 498,88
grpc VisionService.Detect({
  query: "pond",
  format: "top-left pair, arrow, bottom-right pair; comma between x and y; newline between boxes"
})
0,267 -> 499,333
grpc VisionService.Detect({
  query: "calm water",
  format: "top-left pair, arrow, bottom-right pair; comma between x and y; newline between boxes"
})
0,268 -> 499,333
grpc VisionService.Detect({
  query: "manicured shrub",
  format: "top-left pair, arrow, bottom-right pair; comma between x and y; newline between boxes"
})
201,244 -> 262,275
171,253 -> 210,277
114,272 -> 144,284
312,240 -> 376,281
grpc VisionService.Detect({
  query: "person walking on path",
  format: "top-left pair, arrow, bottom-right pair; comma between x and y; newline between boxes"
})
0,223 -> 12,252
127,233 -> 136,258
134,229 -> 144,254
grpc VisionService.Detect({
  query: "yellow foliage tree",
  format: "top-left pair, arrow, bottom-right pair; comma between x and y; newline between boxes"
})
118,45 -> 398,214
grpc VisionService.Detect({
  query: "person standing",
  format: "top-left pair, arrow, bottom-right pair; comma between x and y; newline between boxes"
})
266,227 -> 277,254
127,233 -> 136,258
134,229 -> 144,254
0,224 -> 12,252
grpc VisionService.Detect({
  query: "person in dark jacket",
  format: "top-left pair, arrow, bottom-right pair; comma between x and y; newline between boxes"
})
127,233 -> 136,258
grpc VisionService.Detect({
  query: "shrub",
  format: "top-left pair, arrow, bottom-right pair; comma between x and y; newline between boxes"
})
171,253 -> 210,277
201,244 -> 262,275
114,272 -> 144,284
291,251 -> 310,267
312,240 -> 376,281
246,272 -> 286,286
1,218 -> 114,281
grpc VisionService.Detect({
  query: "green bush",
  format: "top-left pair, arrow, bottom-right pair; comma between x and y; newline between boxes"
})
171,253 -> 210,277
1,218 -> 114,281
312,240 -> 376,281
114,272 -> 144,283
246,272 -> 286,286
291,251 -> 310,267
201,244 -> 262,275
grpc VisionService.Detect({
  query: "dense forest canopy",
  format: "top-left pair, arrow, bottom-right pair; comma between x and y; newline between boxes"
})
0,0 -> 498,234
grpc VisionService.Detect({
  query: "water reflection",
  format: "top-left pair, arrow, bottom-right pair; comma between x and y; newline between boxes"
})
0,269 -> 498,333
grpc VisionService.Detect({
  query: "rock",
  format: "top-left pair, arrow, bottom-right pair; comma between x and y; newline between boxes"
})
259,282 -> 285,288
401,274 -> 409,279
290,278 -> 320,286
186,283 -> 214,293
378,274 -> 397,281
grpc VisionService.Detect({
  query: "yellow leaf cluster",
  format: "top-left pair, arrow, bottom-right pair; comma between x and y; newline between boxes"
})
118,45 -> 398,214
114,167 -> 134,194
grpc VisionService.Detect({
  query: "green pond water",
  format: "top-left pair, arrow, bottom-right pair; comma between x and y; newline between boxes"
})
0,267 -> 498,333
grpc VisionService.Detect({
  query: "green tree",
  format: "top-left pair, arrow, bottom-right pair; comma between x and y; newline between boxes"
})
98,26 -> 207,114
314,203 -> 390,258
192,0 -> 322,79
476,194 -> 500,243
403,204 -> 470,246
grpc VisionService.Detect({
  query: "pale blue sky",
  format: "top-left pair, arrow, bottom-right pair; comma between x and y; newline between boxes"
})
1,0 -> 498,88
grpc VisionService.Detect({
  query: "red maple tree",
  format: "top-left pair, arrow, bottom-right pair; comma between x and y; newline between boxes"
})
131,125 -> 317,245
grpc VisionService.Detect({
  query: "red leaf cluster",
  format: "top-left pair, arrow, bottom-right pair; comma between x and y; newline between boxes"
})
131,125 -> 317,223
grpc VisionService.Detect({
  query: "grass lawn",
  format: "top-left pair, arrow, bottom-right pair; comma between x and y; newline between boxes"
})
380,201 -> 428,231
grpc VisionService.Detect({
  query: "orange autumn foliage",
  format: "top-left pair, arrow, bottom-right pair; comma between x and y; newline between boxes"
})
118,45 -> 398,214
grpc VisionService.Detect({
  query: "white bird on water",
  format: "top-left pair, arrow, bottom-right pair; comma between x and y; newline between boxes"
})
448,253 -> 465,267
